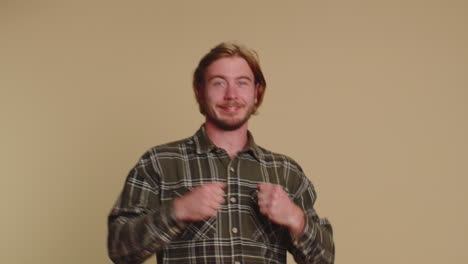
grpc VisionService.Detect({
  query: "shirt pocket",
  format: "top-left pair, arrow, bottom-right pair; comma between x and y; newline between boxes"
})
178,217 -> 217,241
170,186 -> 217,241
244,190 -> 289,244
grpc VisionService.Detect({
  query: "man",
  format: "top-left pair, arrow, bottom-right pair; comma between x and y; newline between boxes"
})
108,42 -> 334,264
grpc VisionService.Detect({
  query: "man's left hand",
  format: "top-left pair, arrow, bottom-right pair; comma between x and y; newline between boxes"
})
257,183 -> 305,236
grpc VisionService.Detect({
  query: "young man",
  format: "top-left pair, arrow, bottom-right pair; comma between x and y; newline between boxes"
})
108,43 -> 334,264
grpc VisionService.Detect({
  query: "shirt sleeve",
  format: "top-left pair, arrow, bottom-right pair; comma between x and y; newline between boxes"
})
107,152 -> 185,264
288,175 -> 335,264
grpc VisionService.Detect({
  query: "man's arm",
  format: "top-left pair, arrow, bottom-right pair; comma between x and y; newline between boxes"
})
107,158 -> 184,264
258,179 -> 334,264
289,177 -> 334,264
108,153 -> 226,264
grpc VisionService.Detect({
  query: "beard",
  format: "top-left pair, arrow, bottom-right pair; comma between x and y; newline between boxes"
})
204,102 -> 255,131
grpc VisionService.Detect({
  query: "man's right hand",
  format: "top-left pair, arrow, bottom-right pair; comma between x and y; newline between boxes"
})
173,182 -> 226,222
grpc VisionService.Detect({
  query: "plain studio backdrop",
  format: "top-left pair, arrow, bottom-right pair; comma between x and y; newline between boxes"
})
1,1 -> 467,263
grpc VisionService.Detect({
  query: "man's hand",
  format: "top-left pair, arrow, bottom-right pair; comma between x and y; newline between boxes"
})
257,183 -> 305,236
174,182 -> 226,222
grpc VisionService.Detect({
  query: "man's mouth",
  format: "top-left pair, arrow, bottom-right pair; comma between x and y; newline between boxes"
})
219,104 -> 243,113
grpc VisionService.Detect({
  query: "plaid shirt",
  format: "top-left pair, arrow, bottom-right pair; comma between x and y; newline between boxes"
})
108,126 -> 334,264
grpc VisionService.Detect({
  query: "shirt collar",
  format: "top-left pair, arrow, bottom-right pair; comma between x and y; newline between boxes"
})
193,124 -> 262,161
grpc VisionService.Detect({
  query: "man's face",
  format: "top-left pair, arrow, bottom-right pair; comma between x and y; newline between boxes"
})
201,56 -> 258,131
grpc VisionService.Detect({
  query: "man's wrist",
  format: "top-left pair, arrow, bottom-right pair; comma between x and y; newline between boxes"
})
173,198 -> 187,222
288,206 -> 305,237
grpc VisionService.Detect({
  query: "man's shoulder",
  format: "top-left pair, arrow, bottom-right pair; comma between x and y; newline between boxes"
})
255,145 -> 303,171
155,136 -> 195,150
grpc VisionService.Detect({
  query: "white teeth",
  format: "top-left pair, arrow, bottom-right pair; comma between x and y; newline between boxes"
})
220,106 -> 239,111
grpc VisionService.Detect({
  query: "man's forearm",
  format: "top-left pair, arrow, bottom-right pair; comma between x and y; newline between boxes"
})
289,213 -> 334,264
108,204 -> 184,264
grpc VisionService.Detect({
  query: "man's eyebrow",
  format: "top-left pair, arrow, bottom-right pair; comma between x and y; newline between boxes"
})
207,75 -> 226,81
207,75 -> 253,81
236,76 -> 253,81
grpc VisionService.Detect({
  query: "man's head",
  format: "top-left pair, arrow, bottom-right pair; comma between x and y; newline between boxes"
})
193,42 -> 267,116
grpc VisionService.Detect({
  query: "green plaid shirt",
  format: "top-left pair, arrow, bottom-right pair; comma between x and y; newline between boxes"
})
108,126 -> 334,264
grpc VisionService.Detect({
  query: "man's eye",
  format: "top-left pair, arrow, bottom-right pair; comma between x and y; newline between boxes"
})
239,81 -> 247,86
214,81 -> 225,86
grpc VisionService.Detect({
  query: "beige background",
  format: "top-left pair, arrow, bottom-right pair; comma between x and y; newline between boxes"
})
1,0 -> 467,263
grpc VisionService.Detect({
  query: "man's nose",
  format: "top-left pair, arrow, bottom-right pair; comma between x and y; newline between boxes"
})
224,83 -> 238,100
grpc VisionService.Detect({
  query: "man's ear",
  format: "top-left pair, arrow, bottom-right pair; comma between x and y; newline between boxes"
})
196,84 -> 203,101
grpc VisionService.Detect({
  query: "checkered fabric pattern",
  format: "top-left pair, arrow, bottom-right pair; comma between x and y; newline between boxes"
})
108,126 -> 334,264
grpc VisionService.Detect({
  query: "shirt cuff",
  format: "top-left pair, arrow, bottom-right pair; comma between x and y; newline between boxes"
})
291,213 -> 314,251
169,200 -> 187,232
291,215 -> 334,263
154,201 -> 186,240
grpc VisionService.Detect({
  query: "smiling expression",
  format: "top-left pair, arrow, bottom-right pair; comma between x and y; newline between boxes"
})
200,56 -> 258,131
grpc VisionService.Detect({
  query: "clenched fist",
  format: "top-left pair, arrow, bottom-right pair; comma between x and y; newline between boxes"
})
257,183 -> 305,236
174,182 -> 226,222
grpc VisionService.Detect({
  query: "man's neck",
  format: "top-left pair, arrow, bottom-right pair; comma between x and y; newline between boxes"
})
204,121 -> 249,158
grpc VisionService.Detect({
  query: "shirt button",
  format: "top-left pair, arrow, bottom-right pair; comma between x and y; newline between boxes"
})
230,197 -> 237,203
230,167 -> 234,172
232,227 -> 238,234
